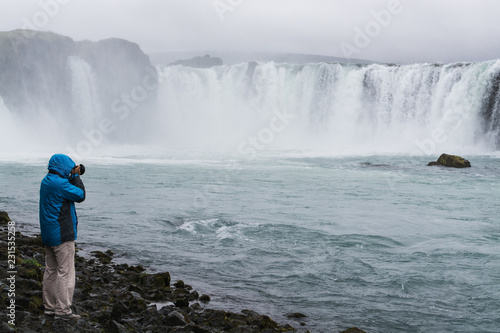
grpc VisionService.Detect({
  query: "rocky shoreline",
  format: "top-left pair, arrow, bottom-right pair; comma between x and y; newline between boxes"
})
0,211 -> 366,333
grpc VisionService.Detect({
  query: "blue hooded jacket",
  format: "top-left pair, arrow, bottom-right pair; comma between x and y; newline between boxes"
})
39,154 -> 86,246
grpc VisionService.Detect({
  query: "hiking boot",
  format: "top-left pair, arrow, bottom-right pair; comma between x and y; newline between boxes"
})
55,313 -> 81,321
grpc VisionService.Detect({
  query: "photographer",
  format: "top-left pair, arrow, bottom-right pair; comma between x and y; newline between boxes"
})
39,154 -> 86,320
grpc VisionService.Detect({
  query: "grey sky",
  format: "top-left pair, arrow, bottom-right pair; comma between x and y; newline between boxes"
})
1,0 -> 499,63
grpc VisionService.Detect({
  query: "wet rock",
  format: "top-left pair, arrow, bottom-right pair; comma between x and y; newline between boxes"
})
190,290 -> 199,299
174,280 -> 185,288
340,328 -> 367,333
199,294 -> 211,303
175,298 -> 190,308
242,309 -> 282,330
140,306 -> 164,328
0,211 -> 11,224
1,321 -> 15,332
91,250 -> 113,264
110,301 -> 128,321
163,310 -> 189,326
286,312 -> 307,319
141,271 -> 171,289
428,153 -> 471,168
107,320 -> 128,333
127,264 -> 146,272
190,302 -> 202,312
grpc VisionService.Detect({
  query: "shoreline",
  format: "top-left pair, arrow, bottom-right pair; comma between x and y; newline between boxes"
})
1,211 -> 366,333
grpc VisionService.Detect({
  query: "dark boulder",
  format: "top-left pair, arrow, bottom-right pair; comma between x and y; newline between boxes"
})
286,312 -> 307,319
163,310 -> 189,327
428,153 -> 471,168
199,294 -> 211,303
0,211 -> 11,224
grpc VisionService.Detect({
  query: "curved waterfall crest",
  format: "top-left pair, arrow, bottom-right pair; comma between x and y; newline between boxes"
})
157,60 -> 500,152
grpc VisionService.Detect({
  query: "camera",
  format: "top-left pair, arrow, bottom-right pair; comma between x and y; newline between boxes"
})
79,164 -> 85,175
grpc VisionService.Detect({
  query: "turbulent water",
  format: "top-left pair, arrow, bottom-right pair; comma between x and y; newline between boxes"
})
1,59 -> 500,332
1,152 -> 499,332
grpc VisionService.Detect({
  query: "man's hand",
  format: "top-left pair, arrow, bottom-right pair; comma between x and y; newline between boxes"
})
71,165 -> 81,176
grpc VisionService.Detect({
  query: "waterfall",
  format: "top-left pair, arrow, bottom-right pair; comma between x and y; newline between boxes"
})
0,97 -> 16,151
2,55 -> 500,156
68,56 -> 101,131
157,60 -> 500,153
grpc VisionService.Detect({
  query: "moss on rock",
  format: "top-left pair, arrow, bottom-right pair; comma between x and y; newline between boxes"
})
428,153 -> 471,168
0,211 -> 11,224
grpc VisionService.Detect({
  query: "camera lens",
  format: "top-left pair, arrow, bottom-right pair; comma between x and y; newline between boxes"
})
80,164 -> 86,175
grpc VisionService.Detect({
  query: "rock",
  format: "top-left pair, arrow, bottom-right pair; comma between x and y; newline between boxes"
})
241,309 -> 283,330
110,302 -> 128,321
1,321 -> 15,332
340,328 -> 367,333
286,312 -> 307,319
190,290 -> 199,299
428,153 -> 471,168
163,310 -> 189,327
107,320 -> 128,333
127,264 -> 145,273
174,298 -> 190,308
91,250 -> 113,264
0,211 -> 11,224
169,54 -> 223,68
0,30 -> 157,142
141,271 -> 171,289
190,302 -> 202,312
199,294 -> 211,303
174,280 -> 185,288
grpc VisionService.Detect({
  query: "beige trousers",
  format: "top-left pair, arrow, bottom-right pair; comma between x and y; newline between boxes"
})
42,240 -> 76,315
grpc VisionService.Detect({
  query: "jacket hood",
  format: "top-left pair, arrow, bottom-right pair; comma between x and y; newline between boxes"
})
47,154 -> 76,178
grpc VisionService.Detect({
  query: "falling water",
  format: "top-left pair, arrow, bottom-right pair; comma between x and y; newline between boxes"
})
68,56 -> 101,131
157,60 -> 500,154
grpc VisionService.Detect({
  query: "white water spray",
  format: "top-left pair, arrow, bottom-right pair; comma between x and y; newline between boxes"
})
68,56 -> 101,131
157,60 -> 500,154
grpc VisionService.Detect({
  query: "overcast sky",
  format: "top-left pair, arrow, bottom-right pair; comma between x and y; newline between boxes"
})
1,0 -> 500,64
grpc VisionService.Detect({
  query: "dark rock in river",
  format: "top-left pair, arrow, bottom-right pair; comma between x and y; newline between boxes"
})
427,153 -> 471,168
340,328 -> 367,333
286,312 -> 307,319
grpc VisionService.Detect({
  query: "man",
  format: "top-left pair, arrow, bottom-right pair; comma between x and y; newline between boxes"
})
39,154 -> 86,320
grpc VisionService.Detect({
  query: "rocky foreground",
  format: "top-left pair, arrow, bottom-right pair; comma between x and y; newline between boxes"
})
0,211 -> 366,333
